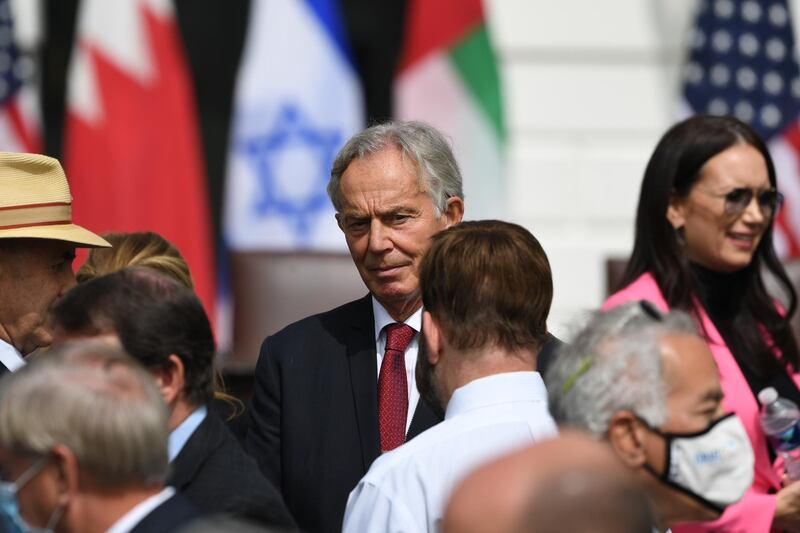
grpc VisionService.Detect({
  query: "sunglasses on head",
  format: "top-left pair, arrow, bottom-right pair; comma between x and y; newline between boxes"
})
699,187 -> 784,218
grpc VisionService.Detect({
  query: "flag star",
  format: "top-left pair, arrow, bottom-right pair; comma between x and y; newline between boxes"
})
734,100 -> 755,121
711,64 -> 731,86
709,97 -> 729,114
761,104 -> 782,127
240,104 -> 342,239
764,71 -> 784,94
742,1 -> 762,23
769,3 -> 788,26
739,33 -> 760,56
715,0 -> 735,19
766,38 -> 787,61
713,30 -> 733,52
737,66 -> 758,89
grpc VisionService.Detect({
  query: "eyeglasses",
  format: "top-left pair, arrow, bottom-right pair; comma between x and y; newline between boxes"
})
697,187 -> 784,219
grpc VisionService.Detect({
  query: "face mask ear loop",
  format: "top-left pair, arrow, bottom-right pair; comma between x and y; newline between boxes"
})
44,500 -> 64,532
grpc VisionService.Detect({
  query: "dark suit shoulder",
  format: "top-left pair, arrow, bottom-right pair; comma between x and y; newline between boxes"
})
129,493 -> 198,533
170,411 -> 296,529
267,295 -> 371,341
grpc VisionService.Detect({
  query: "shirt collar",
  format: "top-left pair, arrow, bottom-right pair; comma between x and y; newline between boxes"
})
371,296 -> 422,341
0,339 -> 24,372
445,371 -> 548,419
105,486 -> 175,533
168,405 -> 207,462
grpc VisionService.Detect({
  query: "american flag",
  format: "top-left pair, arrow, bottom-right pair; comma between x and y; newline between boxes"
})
682,0 -> 800,257
0,0 -> 39,153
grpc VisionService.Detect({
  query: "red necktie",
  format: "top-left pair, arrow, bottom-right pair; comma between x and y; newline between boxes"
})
378,323 -> 415,452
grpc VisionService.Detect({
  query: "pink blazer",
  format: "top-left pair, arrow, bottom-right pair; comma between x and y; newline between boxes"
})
604,273 -> 800,533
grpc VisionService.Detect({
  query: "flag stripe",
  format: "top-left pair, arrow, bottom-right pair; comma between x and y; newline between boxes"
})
305,0 -> 353,61
397,0 -> 483,73
449,25 -> 505,140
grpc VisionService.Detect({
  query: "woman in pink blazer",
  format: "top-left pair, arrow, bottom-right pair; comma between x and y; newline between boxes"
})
605,115 -> 800,532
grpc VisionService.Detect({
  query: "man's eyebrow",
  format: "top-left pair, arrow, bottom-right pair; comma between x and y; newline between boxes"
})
700,389 -> 724,403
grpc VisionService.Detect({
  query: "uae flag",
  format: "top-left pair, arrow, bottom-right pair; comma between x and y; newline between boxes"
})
395,0 -> 505,220
64,0 -> 216,320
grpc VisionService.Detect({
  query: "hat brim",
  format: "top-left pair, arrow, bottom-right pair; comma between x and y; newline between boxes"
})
0,223 -> 111,248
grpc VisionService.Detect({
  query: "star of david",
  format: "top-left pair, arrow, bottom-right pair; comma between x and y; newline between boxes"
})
239,104 -> 341,240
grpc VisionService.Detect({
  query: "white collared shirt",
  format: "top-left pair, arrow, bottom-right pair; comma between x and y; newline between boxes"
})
343,371 -> 558,533
167,406 -> 207,462
105,487 -> 175,533
0,339 -> 24,372
372,297 -> 422,432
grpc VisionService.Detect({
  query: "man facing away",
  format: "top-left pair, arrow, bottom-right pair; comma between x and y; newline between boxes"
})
342,220 -> 558,533
245,121 -> 464,532
0,341 -> 198,533
545,303 -> 757,532
0,152 -> 109,371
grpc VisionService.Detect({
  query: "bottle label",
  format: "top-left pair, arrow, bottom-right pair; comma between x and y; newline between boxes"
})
769,424 -> 800,451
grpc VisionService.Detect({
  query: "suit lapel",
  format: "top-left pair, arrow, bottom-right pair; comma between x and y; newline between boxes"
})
406,398 -> 442,441
168,408 -> 221,490
345,294 -> 381,471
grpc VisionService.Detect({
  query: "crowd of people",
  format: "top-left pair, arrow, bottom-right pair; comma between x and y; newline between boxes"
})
0,115 -> 793,533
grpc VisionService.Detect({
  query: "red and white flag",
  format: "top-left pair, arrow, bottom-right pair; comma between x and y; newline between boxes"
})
64,0 -> 216,320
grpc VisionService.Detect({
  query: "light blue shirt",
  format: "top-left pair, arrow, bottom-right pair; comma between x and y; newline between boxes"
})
168,405 -> 207,462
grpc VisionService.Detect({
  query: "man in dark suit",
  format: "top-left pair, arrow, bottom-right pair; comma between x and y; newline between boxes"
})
246,121 -> 465,533
49,268 -> 296,530
0,341 -> 199,533
0,152 -> 110,374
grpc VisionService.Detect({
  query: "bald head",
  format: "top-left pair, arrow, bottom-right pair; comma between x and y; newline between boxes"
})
443,432 -> 652,533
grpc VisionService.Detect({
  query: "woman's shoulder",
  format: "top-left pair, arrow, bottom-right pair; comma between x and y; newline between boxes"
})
602,272 -> 669,312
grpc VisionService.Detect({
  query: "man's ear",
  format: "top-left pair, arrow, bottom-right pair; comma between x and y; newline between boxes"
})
51,443 -> 78,501
442,196 -> 464,227
422,311 -> 443,365
607,411 -> 649,468
335,213 -> 344,232
151,354 -> 185,405
666,193 -> 686,230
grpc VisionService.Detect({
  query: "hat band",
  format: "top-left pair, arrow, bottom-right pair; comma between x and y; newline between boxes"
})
0,202 -> 72,230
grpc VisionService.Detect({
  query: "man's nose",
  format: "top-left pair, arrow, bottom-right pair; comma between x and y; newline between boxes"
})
367,220 -> 392,252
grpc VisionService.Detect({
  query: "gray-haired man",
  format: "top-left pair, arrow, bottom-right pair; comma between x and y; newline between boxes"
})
0,342 -> 198,533
546,302 -> 755,532
246,121 -> 464,533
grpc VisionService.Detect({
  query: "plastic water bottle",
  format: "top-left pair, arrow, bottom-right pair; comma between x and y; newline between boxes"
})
759,387 -> 800,482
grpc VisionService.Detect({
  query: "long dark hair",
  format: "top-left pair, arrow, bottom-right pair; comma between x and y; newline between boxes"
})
622,114 -> 800,374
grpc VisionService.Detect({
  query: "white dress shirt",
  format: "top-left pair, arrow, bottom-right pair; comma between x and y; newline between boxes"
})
105,487 -> 175,533
372,297 -> 422,432
0,339 -> 24,372
342,371 -> 557,533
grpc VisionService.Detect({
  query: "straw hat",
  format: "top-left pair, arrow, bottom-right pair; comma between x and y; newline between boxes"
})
0,152 -> 110,247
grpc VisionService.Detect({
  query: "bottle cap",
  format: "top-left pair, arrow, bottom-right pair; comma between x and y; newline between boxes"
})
758,387 -> 778,406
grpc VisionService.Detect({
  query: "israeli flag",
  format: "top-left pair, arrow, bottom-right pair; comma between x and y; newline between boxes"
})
224,0 -> 364,251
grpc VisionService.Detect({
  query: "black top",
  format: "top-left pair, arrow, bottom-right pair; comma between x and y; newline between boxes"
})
691,263 -> 800,408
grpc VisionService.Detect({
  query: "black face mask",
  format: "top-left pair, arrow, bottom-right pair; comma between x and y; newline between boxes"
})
415,333 -> 445,420
638,413 -> 754,515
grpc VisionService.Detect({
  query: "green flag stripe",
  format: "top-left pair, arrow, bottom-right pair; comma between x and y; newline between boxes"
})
449,25 -> 505,141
